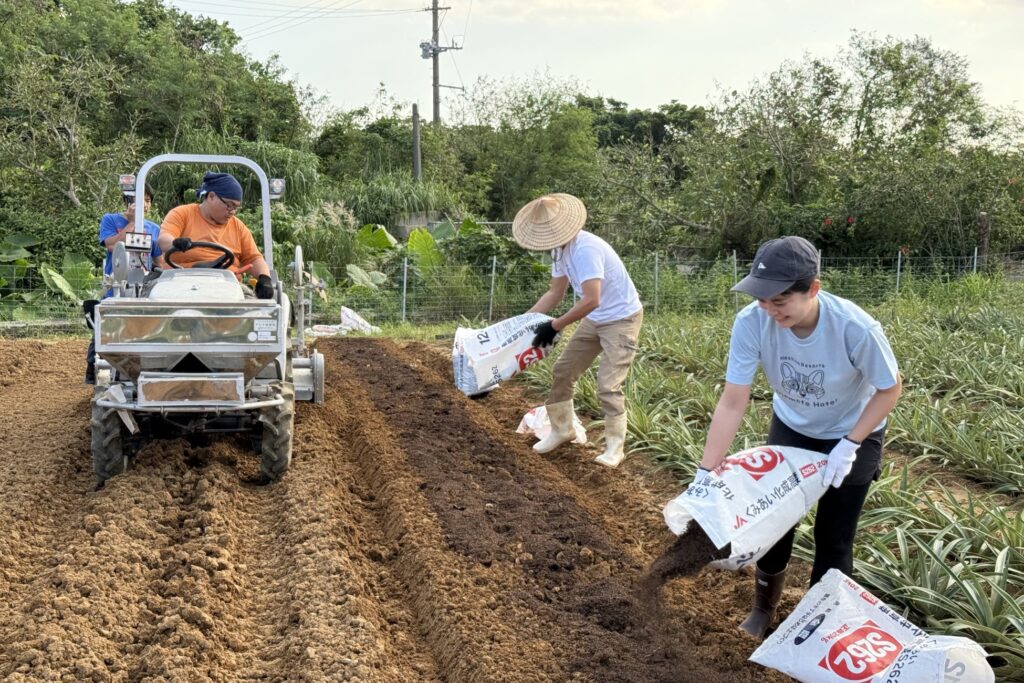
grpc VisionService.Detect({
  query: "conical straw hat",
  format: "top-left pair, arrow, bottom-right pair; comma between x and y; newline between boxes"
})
512,193 -> 587,251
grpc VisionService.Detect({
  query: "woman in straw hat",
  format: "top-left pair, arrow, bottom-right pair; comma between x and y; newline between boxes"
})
513,193 -> 643,467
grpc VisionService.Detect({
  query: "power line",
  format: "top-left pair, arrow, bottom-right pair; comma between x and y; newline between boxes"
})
173,0 -> 419,19
174,0 -> 357,10
244,0 -> 362,39
241,0 -> 364,41
441,25 -> 466,93
213,8 -> 422,20
243,2 -> 422,42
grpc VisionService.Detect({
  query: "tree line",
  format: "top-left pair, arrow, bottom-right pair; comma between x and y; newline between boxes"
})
2,0 -> 1022,271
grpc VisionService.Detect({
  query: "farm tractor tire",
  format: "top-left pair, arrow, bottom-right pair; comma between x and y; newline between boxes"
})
259,381 -> 295,481
91,389 -> 126,486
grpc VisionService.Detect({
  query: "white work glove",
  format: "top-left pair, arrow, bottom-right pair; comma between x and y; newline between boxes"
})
686,467 -> 715,500
823,437 -> 860,488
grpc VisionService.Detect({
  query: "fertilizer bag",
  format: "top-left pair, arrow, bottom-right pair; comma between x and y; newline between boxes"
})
452,313 -> 554,395
751,568 -> 994,683
662,445 -> 830,571
452,327 -> 486,396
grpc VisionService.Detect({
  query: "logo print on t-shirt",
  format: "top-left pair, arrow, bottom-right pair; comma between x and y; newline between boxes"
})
781,362 -> 825,399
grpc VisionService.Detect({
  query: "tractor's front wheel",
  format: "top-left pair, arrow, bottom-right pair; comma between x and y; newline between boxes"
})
91,387 -> 126,486
259,381 -> 295,481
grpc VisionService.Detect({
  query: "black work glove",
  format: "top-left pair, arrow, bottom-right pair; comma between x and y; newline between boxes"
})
172,237 -> 192,252
255,274 -> 274,299
83,299 -> 99,330
143,267 -> 162,284
531,320 -> 559,348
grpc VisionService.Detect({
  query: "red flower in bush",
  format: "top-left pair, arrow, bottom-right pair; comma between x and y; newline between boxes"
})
824,217 -> 832,226
847,216 -> 855,225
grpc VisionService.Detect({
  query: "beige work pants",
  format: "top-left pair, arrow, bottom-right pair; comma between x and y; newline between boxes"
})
546,310 -> 643,417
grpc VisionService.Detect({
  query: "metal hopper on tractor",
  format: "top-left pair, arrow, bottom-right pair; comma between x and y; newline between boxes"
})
89,154 -> 324,486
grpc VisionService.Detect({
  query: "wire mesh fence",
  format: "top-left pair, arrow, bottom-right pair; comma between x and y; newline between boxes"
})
2,249 -> 1024,333
303,249 -> 1024,326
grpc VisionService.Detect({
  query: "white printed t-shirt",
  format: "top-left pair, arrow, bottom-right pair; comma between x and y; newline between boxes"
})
725,291 -> 899,439
551,231 -> 642,324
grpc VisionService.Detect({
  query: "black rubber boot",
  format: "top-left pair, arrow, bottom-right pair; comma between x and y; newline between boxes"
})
739,567 -> 787,639
85,338 -> 96,385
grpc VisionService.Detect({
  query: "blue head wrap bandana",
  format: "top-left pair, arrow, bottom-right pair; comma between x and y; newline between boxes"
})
198,171 -> 243,202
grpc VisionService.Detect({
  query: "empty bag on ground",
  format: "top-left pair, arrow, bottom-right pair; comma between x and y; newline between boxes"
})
452,313 -> 554,396
751,568 -> 994,683
516,405 -> 587,444
662,445 -> 829,570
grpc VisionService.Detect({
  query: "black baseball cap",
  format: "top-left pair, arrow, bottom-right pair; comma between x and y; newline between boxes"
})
732,236 -> 819,299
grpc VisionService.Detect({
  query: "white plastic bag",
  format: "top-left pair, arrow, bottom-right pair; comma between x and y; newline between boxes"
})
750,569 -> 995,683
516,405 -> 587,444
340,306 -> 380,334
452,327 -> 492,396
662,445 -> 829,570
305,306 -> 381,337
451,313 -> 554,396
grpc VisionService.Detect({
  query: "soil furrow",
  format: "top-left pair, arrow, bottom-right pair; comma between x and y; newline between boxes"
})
328,353 -> 565,681
329,338 -> 726,683
0,338 -> 790,682
405,339 -> 793,681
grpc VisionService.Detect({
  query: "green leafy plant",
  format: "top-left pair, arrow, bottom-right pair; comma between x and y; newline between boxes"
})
40,254 -> 101,305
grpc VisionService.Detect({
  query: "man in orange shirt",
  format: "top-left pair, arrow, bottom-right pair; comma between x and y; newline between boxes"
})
158,171 -> 274,298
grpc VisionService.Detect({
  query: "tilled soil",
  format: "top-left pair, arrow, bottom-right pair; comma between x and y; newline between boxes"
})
0,338 -> 792,682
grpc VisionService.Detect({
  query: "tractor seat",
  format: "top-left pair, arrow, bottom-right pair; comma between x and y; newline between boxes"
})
146,269 -> 245,302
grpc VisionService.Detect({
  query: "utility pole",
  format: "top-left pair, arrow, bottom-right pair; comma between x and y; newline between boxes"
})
430,0 -> 440,124
419,0 -> 462,124
412,104 -> 422,180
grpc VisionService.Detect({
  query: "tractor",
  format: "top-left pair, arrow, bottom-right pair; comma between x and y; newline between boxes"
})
89,154 -> 324,486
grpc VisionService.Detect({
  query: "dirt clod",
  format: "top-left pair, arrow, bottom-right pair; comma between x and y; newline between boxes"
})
638,527 -> 733,602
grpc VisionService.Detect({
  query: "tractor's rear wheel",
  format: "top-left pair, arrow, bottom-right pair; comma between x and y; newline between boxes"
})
259,381 -> 295,481
91,388 -> 126,486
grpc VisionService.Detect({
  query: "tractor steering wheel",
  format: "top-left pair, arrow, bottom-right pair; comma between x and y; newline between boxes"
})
164,241 -> 236,270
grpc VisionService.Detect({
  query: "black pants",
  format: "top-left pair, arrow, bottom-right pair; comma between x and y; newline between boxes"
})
755,416 -> 884,585
84,299 -> 98,383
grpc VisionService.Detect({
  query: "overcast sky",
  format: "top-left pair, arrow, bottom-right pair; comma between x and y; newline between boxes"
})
166,0 -> 1024,119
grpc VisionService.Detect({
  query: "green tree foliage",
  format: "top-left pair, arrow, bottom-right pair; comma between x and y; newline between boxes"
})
575,96 -> 705,151
3,3 -> 1023,280
671,32 -> 1024,256
445,74 -> 601,219
0,50 -> 144,209
0,0 -> 315,217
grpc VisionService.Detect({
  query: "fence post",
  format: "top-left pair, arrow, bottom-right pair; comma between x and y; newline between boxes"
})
654,252 -> 660,316
488,254 -> 497,320
732,250 -> 738,311
973,246 -> 978,274
401,256 -> 409,323
895,250 -> 902,294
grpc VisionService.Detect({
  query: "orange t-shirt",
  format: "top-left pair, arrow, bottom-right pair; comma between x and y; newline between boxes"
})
161,203 -> 262,272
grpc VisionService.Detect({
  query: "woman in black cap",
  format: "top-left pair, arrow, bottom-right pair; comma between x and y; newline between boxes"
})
695,235 -> 902,639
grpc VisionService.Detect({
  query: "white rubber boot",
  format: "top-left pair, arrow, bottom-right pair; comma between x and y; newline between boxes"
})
594,413 -> 628,467
533,400 -> 577,453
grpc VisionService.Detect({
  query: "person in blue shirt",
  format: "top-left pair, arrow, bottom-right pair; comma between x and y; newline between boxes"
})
98,183 -> 163,280
85,183 -> 163,383
694,236 -> 902,640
